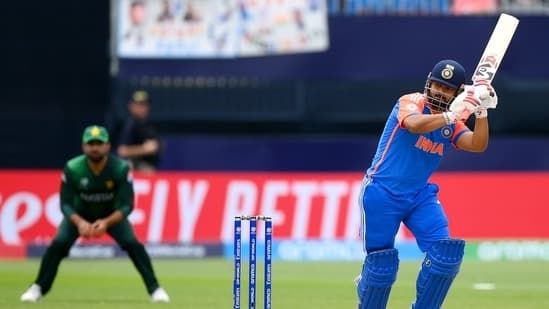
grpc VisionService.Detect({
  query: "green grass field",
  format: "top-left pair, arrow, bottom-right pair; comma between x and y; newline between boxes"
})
1,259 -> 548,308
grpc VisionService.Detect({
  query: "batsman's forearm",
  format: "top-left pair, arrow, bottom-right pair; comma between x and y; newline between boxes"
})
471,118 -> 489,151
403,114 -> 447,134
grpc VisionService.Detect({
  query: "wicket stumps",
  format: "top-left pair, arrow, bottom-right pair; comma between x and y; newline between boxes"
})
233,215 -> 272,309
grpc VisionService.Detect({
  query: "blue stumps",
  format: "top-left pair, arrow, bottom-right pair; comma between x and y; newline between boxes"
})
248,217 -> 257,309
233,215 -> 272,309
264,219 -> 272,309
233,217 -> 242,309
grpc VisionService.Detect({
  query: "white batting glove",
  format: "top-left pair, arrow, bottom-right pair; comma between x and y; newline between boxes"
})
449,86 -> 480,121
474,80 -> 498,109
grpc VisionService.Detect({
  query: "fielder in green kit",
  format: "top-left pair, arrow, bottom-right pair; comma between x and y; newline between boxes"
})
20,125 -> 170,303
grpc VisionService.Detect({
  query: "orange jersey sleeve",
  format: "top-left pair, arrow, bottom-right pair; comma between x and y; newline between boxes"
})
397,93 -> 425,127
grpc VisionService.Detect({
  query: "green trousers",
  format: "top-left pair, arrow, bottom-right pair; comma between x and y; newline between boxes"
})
34,218 -> 160,295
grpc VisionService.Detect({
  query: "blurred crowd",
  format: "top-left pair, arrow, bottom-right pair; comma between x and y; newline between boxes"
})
327,0 -> 549,15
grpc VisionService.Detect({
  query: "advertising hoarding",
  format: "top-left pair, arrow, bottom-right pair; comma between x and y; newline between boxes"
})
116,0 -> 328,58
2,171 -> 548,260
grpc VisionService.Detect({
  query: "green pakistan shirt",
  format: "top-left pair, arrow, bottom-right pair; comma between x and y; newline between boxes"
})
60,154 -> 134,221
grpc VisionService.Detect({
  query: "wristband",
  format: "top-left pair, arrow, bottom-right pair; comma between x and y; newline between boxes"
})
443,111 -> 457,125
475,108 -> 488,119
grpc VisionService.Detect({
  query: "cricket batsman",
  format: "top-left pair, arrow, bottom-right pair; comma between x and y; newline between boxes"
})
20,125 -> 170,303
355,60 -> 498,308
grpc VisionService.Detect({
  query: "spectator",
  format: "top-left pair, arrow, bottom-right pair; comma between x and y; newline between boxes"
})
117,90 -> 161,173
157,0 -> 174,23
124,0 -> 147,46
452,0 -> 498,15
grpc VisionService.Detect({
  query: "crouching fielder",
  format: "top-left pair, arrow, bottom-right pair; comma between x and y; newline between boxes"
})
20,125 -> 170,303
355,60 -> 497,308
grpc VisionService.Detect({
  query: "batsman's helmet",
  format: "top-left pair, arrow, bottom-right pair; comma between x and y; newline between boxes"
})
424,60 -> 466,112
429,60 -> 466,89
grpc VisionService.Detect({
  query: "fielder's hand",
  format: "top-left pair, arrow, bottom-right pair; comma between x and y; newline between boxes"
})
77,221 -> 93,238
91,219 -> 108,238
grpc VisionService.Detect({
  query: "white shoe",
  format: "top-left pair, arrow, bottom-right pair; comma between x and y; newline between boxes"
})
20,284 -> 42,303
151,287 -> 170,303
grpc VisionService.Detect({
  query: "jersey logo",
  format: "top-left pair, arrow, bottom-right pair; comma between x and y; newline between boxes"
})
80,178 -> 89,189
406,103 -> 418,111
415,136 -> 444,156
441,126 -> 453,138
105,180 -> 114,189
441,64 -> 455,80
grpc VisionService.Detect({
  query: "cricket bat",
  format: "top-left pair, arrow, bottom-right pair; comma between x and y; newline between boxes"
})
471,13 -> 519,84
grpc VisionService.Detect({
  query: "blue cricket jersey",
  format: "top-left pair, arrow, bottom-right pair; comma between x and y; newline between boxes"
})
366,93 -> 470,195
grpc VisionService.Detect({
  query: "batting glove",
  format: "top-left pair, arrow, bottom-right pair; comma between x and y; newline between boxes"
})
474,80 -> 498,109
449,85 -> 480,121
